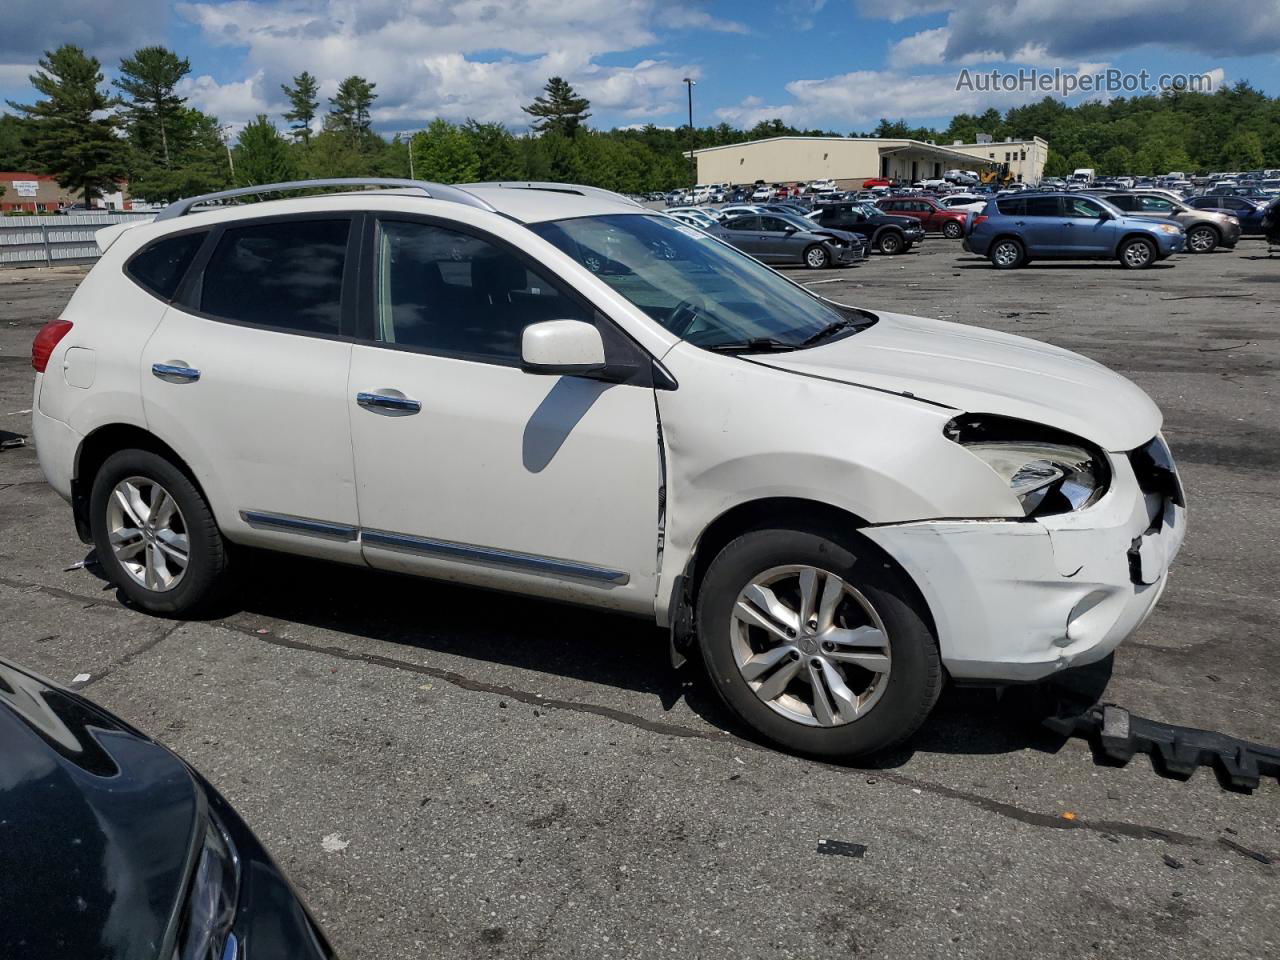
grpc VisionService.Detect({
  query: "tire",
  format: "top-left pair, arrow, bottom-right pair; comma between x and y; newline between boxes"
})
876,231 -> 904,255
696,528 -> 942,760
90,448 -> 228,616
803,244 -> 830,270
989,237 -> 1025,269
1186,225 -> 1218,254
1119,237 -> 1156,269
942,221 -> 964,239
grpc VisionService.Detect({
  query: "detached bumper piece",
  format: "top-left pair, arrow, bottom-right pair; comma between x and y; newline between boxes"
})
1045,703 -> 1280,791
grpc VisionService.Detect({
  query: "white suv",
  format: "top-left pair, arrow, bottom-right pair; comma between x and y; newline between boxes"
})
30,178 -> 1186,759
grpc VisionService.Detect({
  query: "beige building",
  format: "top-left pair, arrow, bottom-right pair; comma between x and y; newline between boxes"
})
691,135 -> 1048,188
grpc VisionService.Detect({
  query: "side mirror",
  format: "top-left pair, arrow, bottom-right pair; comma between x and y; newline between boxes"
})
1098,210 -> 1114,221
783,225 -> 797,235
521,320 -> 606,376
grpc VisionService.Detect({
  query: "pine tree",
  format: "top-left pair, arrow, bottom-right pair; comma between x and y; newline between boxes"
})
326,76 -> 377,148
115,46 -> 190,168
281,71 -> 319,144
522,77 -> 591,138
6,46 -> 128,204
234,115 -> 295,187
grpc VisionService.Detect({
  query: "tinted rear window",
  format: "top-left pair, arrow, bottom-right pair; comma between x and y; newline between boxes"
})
199,219 -> 349,334
126,231 -> 206,300
997,198 -> 1026,216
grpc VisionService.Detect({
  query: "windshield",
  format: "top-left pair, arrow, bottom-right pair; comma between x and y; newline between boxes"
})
531,214 -> 864,349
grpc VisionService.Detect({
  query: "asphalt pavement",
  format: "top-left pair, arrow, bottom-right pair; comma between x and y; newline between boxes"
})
2,239 -> 1278,959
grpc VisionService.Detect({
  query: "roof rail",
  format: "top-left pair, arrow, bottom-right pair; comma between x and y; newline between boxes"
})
155,177 -> 496,220
460,181 -> 642,207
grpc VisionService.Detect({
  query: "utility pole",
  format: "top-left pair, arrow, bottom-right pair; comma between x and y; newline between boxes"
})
683,78 -> 696,195
219,124 -> 236,180
408,133 -> 416,180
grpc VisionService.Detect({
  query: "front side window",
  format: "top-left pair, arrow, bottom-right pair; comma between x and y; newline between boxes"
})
200,219 -> 348,334
724,216 -> 758,231
1138,196 -> 1175,212
1065,197 -> 1105,219
531,214 -> 862,350
759,216 -> 792,233
127,231 -> 206,301
372,219 -> 590,364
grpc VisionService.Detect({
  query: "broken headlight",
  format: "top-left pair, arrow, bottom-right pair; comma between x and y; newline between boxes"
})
946,416 -> 1109,517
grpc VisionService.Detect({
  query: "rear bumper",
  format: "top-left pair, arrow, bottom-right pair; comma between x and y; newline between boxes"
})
31,376 -> 79,503
863,451 -> 1185,682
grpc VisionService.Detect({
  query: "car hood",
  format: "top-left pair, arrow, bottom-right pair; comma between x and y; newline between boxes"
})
754,309 -> 1161,451
0,660 -> 199,960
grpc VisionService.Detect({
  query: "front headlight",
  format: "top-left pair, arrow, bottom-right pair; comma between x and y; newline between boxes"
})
946,416 -> 1109,517
1156,223 -> 1182,235
1227,216 -> 1240,225
175,813 -> 240,960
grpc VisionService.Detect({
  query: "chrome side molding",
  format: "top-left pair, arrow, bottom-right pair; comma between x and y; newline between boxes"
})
362,529 -> 631,585
240,510 -> 359,541
238,510 -> 629,586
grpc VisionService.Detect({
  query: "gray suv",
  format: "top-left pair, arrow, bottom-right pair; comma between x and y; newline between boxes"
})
711,212 -> 866,268
1091,191 -> 1241,253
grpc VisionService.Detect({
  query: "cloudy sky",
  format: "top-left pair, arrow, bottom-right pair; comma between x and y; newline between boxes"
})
2,0 -> 1278,134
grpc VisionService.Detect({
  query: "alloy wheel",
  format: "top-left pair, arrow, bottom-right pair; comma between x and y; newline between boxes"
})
943,221 -> 963,239
1187,227 -> 1215,253
106,476 -> 190,592
1123,241 -> 1153,267
730,565 -> 892,727
806,247 -> 828,268
993,241 -> 1020,266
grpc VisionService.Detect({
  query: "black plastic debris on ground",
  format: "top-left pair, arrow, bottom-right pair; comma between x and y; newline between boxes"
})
1044,703 -> 1280,792
816,839 -> 866,859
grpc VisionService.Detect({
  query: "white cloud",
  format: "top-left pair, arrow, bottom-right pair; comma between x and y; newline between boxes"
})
179,71 -> 275,133
175,0 -> 726,129
0,64 -> 38,88
0,0 -> 168,61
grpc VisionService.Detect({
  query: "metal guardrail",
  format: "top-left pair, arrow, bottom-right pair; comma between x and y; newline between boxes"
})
0,212 -> 155,267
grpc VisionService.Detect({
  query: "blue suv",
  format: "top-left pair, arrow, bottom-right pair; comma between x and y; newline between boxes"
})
966,192 -> 1185,269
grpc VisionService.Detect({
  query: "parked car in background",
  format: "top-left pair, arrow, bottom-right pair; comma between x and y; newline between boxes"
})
712,211 -> 865,268
1188,195 -> 1268,234
29,177 -> 1187,761
966,192 -> 1185,269
876,196 -> 969,239
1092,191 -> 1241,253
667,208 -> 719,231
1204,184 -> 1271,201
808,201 -> 925,254
937,193 -> 989,215
751,185 -> 772,201
1,657 -> 334,960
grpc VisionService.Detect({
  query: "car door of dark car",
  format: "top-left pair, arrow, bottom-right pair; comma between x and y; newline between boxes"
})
757,216 -> 798,262
822,207 -> 870,240
720,215 -> 762,255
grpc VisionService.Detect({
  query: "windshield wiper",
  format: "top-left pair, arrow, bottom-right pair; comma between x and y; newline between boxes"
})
703,337 -> 798,354
800,319 -> 858,347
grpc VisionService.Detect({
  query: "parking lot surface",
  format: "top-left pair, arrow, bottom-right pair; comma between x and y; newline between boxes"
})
2,241 -> 1278,959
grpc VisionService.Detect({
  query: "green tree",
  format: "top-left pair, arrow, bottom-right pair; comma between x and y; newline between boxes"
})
281,71 -> 319,144
1219,130 -> 1264,171
1065,149 -> 1095,173
6,45 -> 128,204
1099,145 -> 1134,176
1043,149 -> 1071,178
114,46 -> 190,168
326,75 -> 378,148
0,113 -> 30,169
234,115 -> 294,186
127,107 -> 230,202
460,120 -> 524,180
411,119 -> 480,183
522,77 -> 591,138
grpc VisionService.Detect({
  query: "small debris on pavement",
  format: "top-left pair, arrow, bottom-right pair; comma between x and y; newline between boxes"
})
0,436 -> 26,450
255,628 -> 270,635
816,839 -> 867,859
72,673 -> 90,684
321,833 -> 350,853
1061,812 -> 1077,821
1163,854 -> 1184,870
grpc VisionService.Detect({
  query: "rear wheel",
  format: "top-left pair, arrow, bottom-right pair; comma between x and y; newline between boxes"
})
876,232 -> 904,255
1119,237 -> 1156,269
90,449 -> 228,615
696,528 -> 942,759
942,221 -> 964,239
1186,225 -> 1218,254
803,244 -> 830,269
990,238 -> 1025,269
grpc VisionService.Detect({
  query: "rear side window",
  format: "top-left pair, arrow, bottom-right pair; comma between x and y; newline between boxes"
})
126,231 -> 206,301
199,219 -> 349,334
997,197 -> 1026,216
1025,196 -> 1061,217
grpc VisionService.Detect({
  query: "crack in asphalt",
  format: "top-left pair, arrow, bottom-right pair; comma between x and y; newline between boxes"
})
0,573 -> 1239,851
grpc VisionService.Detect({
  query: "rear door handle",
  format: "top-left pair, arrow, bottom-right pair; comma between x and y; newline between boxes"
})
152,363 -> 200,383
357,391 -> 421,414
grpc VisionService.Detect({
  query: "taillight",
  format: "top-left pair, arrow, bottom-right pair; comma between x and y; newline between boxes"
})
32,319 -> 73,373
970,215 -> 988,230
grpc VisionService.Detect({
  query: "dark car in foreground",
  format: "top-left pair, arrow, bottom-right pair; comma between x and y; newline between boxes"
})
711,212 -> 866,268
806,201 -> 925,254
0,658 -> 334,960
965,193 -> 1185,269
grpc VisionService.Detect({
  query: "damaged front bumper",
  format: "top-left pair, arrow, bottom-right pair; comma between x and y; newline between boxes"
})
862,447 -> 1186,683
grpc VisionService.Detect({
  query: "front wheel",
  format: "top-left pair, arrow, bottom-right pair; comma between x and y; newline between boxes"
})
803,244 -> 830,269
90,448 -> 228,615
942,221 -> 964,239
876,232 -> 904,255
1119,237 -> 1156,269
1186,225 -> 1218,254
696,528 -> 942,759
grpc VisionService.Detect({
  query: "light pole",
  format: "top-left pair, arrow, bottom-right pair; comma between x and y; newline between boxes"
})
683,78 -> 696,195
218,124 -> 236,180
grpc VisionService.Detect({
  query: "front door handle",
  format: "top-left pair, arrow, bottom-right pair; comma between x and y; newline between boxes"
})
152,363 -> 200,383
357,391 -> 421,414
